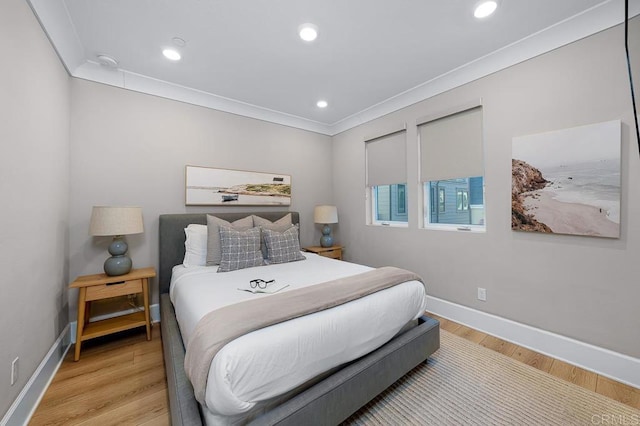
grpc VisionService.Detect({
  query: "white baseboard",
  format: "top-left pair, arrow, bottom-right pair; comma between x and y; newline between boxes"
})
150,303 -> 160,323
69,303 -> 160,344
427,296 -> 640,389
0,325 -> 71,426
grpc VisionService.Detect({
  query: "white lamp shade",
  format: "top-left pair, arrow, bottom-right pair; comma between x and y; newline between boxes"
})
314,205 -> 338,224
89,206 -> 144,236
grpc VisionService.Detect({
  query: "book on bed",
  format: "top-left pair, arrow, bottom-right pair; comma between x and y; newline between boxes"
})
238,280 -> 289,294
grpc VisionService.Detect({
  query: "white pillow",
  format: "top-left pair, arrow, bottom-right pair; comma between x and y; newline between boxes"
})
183,224 -> 208,267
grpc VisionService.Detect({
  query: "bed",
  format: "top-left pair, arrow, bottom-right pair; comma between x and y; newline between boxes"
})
159,211 -> 440,425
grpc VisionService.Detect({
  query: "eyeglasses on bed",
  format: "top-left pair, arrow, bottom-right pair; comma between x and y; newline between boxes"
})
249,279 -> 275,289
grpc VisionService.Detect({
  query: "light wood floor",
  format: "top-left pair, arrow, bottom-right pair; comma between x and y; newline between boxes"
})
428,313 -> 640,410
30,316 -> 639,425
30,325 -> 169,426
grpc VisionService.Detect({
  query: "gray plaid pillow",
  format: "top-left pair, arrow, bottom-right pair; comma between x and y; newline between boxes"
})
206,215 -> 254,266
263,226 -> 306,264
217,226 -> 264,272
253,214 -> 292,258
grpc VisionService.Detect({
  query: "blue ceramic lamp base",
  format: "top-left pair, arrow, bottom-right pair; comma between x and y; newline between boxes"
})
104,236 -> 133,276
320,224 -> 333,248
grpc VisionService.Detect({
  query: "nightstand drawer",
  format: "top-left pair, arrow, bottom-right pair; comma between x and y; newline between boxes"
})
304,245 -> 344,260
318,249 -> 341,259
85,279 -> 143,301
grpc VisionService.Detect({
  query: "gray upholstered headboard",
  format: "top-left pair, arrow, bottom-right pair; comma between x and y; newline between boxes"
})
158,211 -> 300,294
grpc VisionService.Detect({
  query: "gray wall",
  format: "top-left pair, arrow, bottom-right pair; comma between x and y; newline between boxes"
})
0,0 -> 70,417
333,19 -> 640,358
68,79 -> 333,319
3,1 -> 639,419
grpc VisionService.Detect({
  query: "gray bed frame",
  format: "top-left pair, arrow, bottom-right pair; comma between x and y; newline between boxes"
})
159,212 -> 440,426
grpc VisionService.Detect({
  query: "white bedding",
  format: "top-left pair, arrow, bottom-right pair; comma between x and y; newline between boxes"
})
170,253 -> 427,424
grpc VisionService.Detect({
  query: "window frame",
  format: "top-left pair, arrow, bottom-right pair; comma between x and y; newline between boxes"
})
365,125 -> 409,227
417,101 -> 486,233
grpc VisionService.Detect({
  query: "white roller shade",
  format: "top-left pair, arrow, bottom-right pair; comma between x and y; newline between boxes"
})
365,130 -> 407,187
419,106 -> 483,182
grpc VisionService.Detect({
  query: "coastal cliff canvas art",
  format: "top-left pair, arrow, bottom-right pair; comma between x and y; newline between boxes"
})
185,165 -> 291,206
512,120 -> 621,238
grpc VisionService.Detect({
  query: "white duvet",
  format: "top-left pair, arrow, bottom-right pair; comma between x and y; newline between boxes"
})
170,253 -> 427,424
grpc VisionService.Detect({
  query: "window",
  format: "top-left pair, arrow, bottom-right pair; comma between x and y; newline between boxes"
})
397,184 -> 406,214
430,187 -> 436,214
426,178 -> 483,225
418,105 -> 485,229
373,184 -> 408,222
456,188 -> 469,211
365,126 -> 408,225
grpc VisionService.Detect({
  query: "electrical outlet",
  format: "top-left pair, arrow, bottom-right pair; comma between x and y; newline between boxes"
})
11,357 -> 18,386
477,288 -> 487,301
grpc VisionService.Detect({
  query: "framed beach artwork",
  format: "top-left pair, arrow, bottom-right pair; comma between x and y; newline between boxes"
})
185,165 -> 291,206
511,120 -> 621,238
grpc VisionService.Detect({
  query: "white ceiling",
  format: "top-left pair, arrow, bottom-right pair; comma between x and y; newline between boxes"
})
29,0 -> 640,135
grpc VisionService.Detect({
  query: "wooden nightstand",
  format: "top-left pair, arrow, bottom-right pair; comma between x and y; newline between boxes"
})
70,267 -> 156,361
304,245 -> 343,260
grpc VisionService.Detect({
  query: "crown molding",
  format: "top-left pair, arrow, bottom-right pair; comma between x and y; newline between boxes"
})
28,0 -> 640,137
72,61 -> 333,135
328,0 -> 640,135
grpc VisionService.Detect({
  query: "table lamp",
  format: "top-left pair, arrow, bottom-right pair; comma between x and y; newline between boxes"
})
314,205 -> 338,248
89,206 -> 144,276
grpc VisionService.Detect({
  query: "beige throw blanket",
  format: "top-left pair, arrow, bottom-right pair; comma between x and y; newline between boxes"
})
184,266 -> 424,406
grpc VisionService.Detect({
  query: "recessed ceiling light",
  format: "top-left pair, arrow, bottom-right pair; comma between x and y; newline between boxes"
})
474,1 -> 498,19
299,23 -> 318,42
317,100 -> 328,108
162,48 -> 181,61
